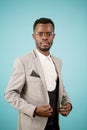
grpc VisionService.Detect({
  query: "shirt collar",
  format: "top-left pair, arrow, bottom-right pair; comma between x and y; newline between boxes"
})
35,49 -> 51,62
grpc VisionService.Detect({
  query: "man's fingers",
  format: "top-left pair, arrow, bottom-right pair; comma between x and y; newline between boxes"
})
43,105 -> 53,112
58,103 -> 71,116
35,105 -> 53,117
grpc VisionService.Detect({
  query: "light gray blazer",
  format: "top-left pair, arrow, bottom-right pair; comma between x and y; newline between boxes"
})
4,50 -> 71,130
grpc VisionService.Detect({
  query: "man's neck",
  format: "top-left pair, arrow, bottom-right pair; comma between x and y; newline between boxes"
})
36,48 -> 50,56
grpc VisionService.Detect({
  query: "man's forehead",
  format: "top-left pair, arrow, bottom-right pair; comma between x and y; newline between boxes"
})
35,23 -> 53,32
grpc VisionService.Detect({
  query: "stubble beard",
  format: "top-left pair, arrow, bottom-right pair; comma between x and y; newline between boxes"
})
38,42 -> 53,52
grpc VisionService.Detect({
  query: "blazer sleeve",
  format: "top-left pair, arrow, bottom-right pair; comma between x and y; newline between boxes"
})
4,59 -> 36,118
58,59 -> 72,106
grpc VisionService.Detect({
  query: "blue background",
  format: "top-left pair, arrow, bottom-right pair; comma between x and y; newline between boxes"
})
0,0 -> 87,130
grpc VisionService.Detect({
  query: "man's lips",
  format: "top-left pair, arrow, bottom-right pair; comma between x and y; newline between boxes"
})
41,41 -> 50,46
42,43 -> 49,46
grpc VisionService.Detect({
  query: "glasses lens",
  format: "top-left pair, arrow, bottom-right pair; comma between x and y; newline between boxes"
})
35,32 -> 54,37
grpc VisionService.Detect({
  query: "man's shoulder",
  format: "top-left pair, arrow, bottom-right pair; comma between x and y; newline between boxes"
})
51,55 -> 62,63
51,55 -> 62,70
15,51 -> 33,64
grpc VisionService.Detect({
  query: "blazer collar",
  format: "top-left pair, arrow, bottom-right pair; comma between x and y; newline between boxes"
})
32,49 -> 59,74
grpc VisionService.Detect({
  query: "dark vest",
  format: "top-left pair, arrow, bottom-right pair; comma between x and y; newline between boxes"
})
44,78 -> 59,130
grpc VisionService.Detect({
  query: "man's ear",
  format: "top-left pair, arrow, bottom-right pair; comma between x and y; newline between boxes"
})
53,33 -> 55,39
32,34 -> 35,39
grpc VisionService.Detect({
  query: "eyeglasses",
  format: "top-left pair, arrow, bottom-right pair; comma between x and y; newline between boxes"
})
34,32 -> 55,37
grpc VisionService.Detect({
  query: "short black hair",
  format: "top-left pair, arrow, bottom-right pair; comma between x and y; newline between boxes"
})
33,17 -> 55,31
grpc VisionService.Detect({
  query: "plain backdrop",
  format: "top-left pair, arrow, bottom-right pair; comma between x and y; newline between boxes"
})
0,0 -> 87,130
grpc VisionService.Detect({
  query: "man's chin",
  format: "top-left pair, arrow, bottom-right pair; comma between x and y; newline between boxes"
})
40,47 -> 50,52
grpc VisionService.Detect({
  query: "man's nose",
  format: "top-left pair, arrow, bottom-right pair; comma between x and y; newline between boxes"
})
42,33 -> 48,40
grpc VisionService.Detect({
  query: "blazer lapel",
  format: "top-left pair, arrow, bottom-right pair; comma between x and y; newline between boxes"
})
50,55 -> 59,76
32,50 -> 49,104
51,55 -> 62,106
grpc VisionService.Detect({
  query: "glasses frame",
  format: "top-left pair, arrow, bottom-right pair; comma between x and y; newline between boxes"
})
34,32 -> 55,37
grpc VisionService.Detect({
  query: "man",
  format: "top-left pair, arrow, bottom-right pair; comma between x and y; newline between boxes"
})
5,18 -> 72,130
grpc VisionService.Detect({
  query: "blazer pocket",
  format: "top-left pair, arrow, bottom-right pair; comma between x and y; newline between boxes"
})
30,70 -> 40,78
26,76 -> 43,95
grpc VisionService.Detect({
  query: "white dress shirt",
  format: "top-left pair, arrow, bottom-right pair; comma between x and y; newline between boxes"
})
36,49 -> 57,91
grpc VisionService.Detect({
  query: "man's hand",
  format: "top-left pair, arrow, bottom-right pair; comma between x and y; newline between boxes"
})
34,105 -> 53,117
58,103 -> 72,116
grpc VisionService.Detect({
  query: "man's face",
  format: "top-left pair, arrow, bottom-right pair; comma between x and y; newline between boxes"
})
32,23 -> 55,52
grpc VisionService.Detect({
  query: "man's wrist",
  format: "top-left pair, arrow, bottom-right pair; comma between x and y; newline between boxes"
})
33,107 -> 37,117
